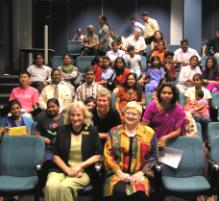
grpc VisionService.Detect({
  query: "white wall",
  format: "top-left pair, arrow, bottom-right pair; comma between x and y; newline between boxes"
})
170,0 -> 183,44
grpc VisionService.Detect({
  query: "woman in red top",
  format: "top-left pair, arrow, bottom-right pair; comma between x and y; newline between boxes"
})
91,56 -> 103,82
113,57 -> 130,89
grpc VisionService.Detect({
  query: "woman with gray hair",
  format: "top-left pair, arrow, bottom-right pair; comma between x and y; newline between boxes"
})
104,101 -> 157,201
44,101 -> 102,201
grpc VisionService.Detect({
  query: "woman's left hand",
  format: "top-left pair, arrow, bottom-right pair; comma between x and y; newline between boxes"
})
130,171 -> 144,184
158,136 -> 167,148
69,166 -> 82,177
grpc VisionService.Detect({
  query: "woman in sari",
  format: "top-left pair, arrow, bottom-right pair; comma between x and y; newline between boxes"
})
142,82 -> 186,147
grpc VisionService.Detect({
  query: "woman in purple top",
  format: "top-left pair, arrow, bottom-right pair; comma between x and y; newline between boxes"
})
142,82 -> 186,148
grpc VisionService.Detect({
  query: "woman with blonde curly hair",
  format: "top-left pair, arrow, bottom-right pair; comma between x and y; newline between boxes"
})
44,101 -> 102,201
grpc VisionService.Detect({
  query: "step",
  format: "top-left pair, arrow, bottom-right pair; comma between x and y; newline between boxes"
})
0,75 -> 19,84
0,83 -> 19,94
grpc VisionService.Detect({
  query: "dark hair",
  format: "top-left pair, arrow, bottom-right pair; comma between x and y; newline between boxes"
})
142,11 -> 149,16
123,73 -> 142,102
189,55 -> 199,63
203,56 -> 218,79
62,53 -> 73,60
19,71 -> 31,78
180,39 -> 189,45
34,53 -> 44,60
51,68 -> 61,76
47,98 -> 60,107
193,73 -> 203,81
157,82 -> 179,105
153,31 -> 164,42
164,51 -> 174,58
85,66 -> 96,75
99,15 -> 107,23
114,57 -> 126,75
102,56 -> 111,62
91,56 -> 102,66
130,16 -> 137,21
8,99 -> 22,112
195,89 -> 204,99
84,96 -> 96,105
150,56 -> 162,68
127,45 -> 135,52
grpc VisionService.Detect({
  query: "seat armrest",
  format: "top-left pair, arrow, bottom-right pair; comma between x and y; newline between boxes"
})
207,159 -> 219,171
35,161 -> 44,172
95,161 -> 102,172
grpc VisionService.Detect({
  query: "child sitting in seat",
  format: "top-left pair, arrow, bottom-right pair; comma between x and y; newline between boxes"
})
184,89 -> 210,120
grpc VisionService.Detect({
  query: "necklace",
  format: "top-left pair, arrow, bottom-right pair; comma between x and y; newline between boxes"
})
71,125 -> 83,136
127,88 -> 134,100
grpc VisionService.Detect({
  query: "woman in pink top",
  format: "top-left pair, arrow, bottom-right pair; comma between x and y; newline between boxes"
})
9,71 -> 39,113
142,82 -> 186,148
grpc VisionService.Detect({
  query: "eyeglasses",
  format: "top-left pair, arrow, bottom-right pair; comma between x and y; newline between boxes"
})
124,111 -> 139,117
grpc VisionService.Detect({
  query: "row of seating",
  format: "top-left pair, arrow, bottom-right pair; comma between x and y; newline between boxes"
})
1,130 -> 219,200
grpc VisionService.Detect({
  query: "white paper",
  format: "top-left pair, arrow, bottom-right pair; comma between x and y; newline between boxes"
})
158,147 -> 183,169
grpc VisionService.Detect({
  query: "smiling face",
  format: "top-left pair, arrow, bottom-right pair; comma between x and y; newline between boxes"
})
190,56 -> 198,67
124,108 -> 141,127
97,96 -> 110,113
47,101 -> 59,117
160,86 -> 173,105
206,58 -> 214,69
70,107 -> 84,129
63,55 -> 72,65
127,74 -> 136,87
51,70 -> 62,84
10,103 -> 22,119
193,75 -> 203,88
115,58 -> 124,69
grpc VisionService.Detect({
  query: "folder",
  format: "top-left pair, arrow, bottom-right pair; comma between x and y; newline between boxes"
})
7,126 -> 27,136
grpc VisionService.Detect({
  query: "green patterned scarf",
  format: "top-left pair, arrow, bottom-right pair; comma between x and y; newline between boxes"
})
61,64 -> 74,74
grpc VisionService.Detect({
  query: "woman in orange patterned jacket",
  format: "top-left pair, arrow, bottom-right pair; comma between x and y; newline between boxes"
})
103,101 -> 157,201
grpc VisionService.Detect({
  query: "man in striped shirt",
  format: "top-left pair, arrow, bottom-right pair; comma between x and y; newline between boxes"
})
75,67 -> 104,101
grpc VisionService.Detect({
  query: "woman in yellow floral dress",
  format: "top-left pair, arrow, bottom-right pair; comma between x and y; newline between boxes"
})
104,101 -> 157,201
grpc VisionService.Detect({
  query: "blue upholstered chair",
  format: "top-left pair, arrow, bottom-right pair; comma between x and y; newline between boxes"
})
76,56 -> 95,73
159,136 -> 210,200
0,136 -> 45,201
51,55 -> 63,68
207,122 -> 219,146
66,40 -> 82,57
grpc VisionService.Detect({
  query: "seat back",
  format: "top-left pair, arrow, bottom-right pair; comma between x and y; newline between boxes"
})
51,55 -> 63,68
168,44 -> 180,53
162,136 -> 204,178
179,93 -> 185,106
0,136 -> 45,177
212,93 -> 219,109
196,122 -> 203,141
67,41 -> 81,56
207,122 -> 219,145
141,56 -> 147,72
210,136 -> 219,163
76,56 -> 95,73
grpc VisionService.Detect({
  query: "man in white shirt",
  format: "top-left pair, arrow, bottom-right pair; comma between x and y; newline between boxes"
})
130,16 -> 145,33
106,41 -> 125,65
173,39 -> 201,68
75,67 -> 104,102
141,11 -> 160,44
122,28 -> 147,54
27,54 -> 52,92
39,69 -> 72,112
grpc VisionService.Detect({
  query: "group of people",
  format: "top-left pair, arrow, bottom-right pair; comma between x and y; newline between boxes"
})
0,12 -> 219,201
